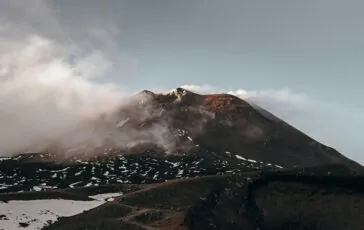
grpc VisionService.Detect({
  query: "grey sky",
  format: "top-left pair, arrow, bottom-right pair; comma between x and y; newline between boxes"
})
0,0 -> 363,162
47,0 -> 364,103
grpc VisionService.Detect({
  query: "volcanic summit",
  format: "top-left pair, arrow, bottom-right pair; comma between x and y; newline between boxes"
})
1,88 -> 364,230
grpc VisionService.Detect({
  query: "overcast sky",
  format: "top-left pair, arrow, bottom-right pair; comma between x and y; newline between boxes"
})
47,0 -> 364,103
0,0 -> 363,162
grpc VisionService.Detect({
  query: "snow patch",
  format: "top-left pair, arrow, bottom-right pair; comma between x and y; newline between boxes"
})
235,155 -> 247,161
0,157 -> 11,161
32,186 -> 42,192
89,192 -> 123,201
0,192 -> 123,230
247,159 -> 257,163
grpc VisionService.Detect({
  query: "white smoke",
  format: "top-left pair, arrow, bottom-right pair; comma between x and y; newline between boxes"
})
182,84 -> 364,164
0,0 -> 136,156
0,1 -> 180,157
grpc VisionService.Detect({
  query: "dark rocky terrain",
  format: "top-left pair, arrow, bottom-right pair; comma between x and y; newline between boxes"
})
1,88 -> 364,229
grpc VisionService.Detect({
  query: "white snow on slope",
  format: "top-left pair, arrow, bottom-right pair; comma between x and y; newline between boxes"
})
0,157 -> 11,161
89,193 -> 123,201
0,192 -> 123,230
235,155 -> 247,161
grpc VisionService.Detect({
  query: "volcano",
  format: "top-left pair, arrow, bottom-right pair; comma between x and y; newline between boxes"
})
1,88 -> 364,230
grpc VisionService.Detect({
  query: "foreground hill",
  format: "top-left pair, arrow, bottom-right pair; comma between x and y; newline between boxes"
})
0,88 -> 363,229
23,165 -> 364,230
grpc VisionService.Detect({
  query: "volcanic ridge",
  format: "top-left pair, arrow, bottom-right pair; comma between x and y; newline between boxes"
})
1,88 -> 364,230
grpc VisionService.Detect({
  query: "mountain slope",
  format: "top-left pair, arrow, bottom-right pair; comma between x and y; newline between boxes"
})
1,88 -> 362,193
1,88 -> 363,229
42,165 -> 364,230
130,88 -> 362,170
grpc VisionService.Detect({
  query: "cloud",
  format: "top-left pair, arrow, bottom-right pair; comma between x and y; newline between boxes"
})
0,34 -> 128,154
0,0 -> 145,156
182,84 -> 364,164
0,0 -> 183,157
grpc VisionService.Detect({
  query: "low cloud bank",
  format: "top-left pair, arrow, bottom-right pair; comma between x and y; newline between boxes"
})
0,1 -> 169,156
